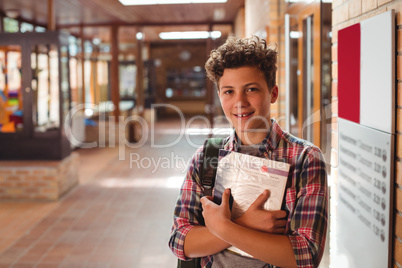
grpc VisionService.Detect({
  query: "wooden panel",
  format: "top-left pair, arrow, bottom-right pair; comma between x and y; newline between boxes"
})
0,0 -> 244,44
312,2 -> 321,147
110,25 -> 120,120
289,1 -> 322,146
93,0 -> 242,25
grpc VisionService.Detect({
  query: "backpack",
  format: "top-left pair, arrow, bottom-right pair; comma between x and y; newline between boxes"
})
177,137 -> 225,268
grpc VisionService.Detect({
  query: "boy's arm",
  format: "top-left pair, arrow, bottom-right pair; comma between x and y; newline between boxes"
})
169,146 -> 230,261
201,189 -> 298,268
184,225 -> 230,258
201,146 -> 328,267
185,189 -> 289,258
286,146 -> 328,267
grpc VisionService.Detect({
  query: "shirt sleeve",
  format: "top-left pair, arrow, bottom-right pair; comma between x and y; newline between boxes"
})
168,146 -> 205,261
287,146 -> 328,268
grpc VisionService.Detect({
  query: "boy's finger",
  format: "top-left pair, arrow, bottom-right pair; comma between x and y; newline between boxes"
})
200,196 -> 213,205
202,196 -> 214,202
275,219 -> 287,228
221,188 -> 231,207
272,210 -> 287,219
250,189 -> 269,209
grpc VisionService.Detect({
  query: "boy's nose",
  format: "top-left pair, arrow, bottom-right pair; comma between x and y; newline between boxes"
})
234,93 -> 249,108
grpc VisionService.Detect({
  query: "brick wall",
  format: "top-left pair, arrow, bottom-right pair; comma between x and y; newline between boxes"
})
0,152 -> 79,201
331,0 -> 402,265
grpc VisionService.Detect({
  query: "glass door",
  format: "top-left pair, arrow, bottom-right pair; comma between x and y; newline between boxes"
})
285,3 -> 332,266
285,1 -> 331,150
31,44 -> 60,134
320,3 -> 333,168
285,14 -> 300,137
302,14 -> 316,144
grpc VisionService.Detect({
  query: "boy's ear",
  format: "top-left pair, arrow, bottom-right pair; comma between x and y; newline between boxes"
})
271,85 -> 279,103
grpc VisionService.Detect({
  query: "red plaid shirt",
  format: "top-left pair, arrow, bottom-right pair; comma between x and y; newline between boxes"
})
169,120 -> 328,267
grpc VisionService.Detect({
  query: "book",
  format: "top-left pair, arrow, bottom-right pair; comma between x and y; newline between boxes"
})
213,149 -> 290,257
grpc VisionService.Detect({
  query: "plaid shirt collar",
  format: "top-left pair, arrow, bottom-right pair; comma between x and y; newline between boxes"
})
224,119 -> 281,154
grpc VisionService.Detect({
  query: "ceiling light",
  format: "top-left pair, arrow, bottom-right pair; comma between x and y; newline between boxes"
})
290,31 -> 302,39
159,31 -> 221,40
213,8 -> 226,20
92,38 -> 101,45
119,0 -> 227,5
136,32 -> 144,40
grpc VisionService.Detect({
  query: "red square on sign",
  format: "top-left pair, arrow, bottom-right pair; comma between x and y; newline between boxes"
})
338,23 -> 360,124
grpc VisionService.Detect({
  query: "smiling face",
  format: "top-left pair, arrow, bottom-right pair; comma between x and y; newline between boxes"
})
218,66 -> 278,145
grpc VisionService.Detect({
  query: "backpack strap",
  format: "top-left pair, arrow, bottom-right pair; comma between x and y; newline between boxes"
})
201,137 -> 225,196
176,138 -> 224,268
177,257 -> 200,268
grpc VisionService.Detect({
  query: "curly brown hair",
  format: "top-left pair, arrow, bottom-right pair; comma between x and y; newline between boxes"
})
205,35 -> 278,90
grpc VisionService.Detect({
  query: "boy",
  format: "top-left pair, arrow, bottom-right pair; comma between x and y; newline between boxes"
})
169,36 -> 328,268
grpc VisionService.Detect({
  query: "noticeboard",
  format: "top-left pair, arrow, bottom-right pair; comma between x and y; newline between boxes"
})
333,119 -> 394,267
335,9 -> 395,268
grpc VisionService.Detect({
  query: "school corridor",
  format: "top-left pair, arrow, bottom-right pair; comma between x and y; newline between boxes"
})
0,0 -> 401,267
0,119 -> 203,267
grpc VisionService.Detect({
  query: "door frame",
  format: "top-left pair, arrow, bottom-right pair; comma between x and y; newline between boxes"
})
286,1 -> 322,147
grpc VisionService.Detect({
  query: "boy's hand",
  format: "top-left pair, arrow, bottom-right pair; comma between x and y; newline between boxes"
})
233,189 -> 287,234
201,188 -> 232,236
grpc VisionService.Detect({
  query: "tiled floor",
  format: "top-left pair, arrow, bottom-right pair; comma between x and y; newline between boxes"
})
0,118 -> 209,268
0,118 -> 330,268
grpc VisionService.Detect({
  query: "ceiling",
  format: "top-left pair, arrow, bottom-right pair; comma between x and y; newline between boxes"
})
0,0 -> 245,46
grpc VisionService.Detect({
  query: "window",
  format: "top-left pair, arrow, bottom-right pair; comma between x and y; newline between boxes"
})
31,44 -> 60,132
4,17 -> 19,33
20,22 -> 34,33
165,66 -> 206,98
0,47 -> 23,133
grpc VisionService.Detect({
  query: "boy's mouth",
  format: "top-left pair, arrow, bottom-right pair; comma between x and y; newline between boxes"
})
234,111 -> 254,118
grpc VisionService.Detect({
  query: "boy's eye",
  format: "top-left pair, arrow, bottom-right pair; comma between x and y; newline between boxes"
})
223,89 -> 233,95
247,87 -> 258,92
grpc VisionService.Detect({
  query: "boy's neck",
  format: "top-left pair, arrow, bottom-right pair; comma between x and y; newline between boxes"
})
237,129 -> 270,145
